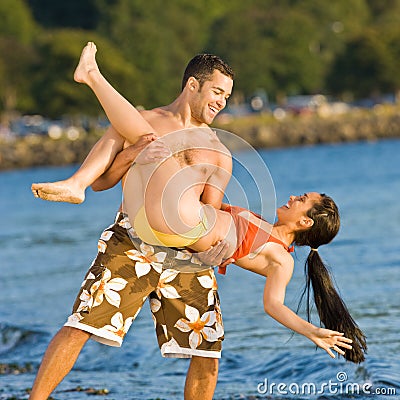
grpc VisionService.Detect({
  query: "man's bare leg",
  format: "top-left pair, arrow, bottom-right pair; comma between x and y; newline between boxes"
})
29,327 -> 90,400
184,356 -> 218,400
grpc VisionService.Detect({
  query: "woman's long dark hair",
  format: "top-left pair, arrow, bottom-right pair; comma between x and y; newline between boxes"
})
294,194 -> 367,363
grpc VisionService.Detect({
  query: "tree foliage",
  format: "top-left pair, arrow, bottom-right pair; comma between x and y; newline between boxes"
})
27,29 -> 142,118
1,0 -> 400,117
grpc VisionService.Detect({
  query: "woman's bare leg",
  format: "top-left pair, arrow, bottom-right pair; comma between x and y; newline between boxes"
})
31,126 -> 124,203
31,41 -> 154,203
73,42 -> 154,143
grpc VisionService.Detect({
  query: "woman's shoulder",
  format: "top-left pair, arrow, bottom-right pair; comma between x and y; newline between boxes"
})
258,241 -> 294,268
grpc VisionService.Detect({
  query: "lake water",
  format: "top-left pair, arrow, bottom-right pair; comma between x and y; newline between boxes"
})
1,139 -> 399,399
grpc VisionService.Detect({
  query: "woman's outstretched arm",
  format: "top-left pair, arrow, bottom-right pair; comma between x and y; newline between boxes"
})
262,256 -> 353,359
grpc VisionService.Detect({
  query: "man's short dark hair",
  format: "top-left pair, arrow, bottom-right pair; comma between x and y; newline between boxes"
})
181,54 -> 234,90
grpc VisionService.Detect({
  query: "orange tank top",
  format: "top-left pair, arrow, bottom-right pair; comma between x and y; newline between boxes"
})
218,205 -> 294,274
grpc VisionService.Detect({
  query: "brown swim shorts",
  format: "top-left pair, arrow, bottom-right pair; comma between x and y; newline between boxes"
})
65,213 -> 224,359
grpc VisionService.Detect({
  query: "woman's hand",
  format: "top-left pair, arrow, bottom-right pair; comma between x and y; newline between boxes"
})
310,327 -> 353,359
135,137 -> 171,165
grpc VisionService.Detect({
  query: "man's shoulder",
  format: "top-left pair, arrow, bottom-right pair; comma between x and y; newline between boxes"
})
139,107 -> 167,120
139,107 -> 178,134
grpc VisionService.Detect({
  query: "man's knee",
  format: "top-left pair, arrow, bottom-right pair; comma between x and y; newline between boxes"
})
190,356 -> 218,374
57,326 -> 91,344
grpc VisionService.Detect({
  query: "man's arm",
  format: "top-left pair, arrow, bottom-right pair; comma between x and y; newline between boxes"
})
200,147 -> 232,209
91,134 -> 157,191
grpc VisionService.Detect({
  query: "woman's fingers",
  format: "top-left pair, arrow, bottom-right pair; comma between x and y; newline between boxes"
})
326,348 -> 336,358
337,336 -> 353,343
332,345 -> 345,356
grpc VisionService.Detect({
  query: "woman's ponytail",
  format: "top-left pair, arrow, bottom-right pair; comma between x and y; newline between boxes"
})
295,194 -> 367,363
303,249 -> 367,363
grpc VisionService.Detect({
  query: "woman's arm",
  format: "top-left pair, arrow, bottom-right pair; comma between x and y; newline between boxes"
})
263,258 -> 352,358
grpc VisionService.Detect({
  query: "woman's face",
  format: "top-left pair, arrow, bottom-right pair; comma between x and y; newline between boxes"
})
277,192 -> 321,226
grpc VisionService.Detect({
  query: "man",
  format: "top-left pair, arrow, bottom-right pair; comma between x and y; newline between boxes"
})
29,46 -> 234,400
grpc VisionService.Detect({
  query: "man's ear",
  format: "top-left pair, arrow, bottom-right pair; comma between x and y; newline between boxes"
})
187,76 -> 199,91
300,216 -> 314,229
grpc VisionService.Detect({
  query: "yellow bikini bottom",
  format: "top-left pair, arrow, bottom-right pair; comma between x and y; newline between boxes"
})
133,206 -> 209,247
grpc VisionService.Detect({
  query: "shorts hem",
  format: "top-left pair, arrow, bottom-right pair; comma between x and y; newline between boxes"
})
64,320 -> 123,347
161,347 -> 221,359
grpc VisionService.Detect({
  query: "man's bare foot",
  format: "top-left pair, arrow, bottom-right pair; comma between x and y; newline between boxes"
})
73,41 -> 99,85
31,180 -> 85,204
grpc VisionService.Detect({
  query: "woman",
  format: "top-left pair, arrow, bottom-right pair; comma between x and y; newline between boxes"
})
33,43 -> 366,363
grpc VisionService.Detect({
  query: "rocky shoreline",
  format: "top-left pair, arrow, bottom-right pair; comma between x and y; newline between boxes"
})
1,106 -> 400,171
216,105 -> 400,148
0,133 -> 101,171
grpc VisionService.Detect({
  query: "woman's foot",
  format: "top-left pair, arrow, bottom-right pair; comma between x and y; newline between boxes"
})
31,180 -> 85,204
73,41 -> 99,85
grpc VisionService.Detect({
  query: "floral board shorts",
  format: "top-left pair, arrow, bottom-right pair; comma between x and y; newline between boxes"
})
65,213 -> 224,359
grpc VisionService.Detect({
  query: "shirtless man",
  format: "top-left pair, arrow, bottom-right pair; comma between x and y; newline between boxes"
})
29,43 -> 234,400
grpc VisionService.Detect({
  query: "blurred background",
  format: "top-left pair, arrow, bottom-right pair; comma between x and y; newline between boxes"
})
1,1 -> 400,399
2,0 -> 400,165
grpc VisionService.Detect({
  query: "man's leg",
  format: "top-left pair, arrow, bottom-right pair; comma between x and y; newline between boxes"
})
150,264 -> 224,400
184,356 -> 218,400
29,326 -> 90,400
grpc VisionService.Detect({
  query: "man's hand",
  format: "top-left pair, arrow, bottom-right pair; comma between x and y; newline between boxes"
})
135,138 -> 171,165
195,240 -> 233,266
91,133 -> 157,191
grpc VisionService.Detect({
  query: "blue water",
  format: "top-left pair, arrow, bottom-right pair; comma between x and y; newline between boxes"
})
1,139 -> 399,399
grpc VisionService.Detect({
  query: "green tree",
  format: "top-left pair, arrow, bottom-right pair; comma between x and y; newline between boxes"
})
28,30 -> 143,117
0,0 -> 37,116
96,0 -> 226,107
327,29 -> 397,98
0,0 -> 37,44
296,0 -> 369,68
207,1 -> 329,100
0,38 -> 36,114
27,0 -> 101,29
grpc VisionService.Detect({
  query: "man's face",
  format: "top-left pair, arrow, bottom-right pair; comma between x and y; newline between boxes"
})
190,70 -> 233,125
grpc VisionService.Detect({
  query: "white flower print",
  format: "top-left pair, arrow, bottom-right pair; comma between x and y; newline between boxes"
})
197,273 -> 218,306
155,269 -> 181,299
76,289 -> 92,312
67,312 -> 84,324
175,305 -> 218,349
103,312 -> 133,339
97,230 -> 114,253
174,251 -> 191,261
81,271 -> 95,288
125,243 -> 167,278
150,298 -> 161,313
89,268 -> 127,308
214,301 -> 224,338
174,250 -> 203,265
98,240 -> 107,253
100,231 -> 114,241
118,217 -> 132,230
